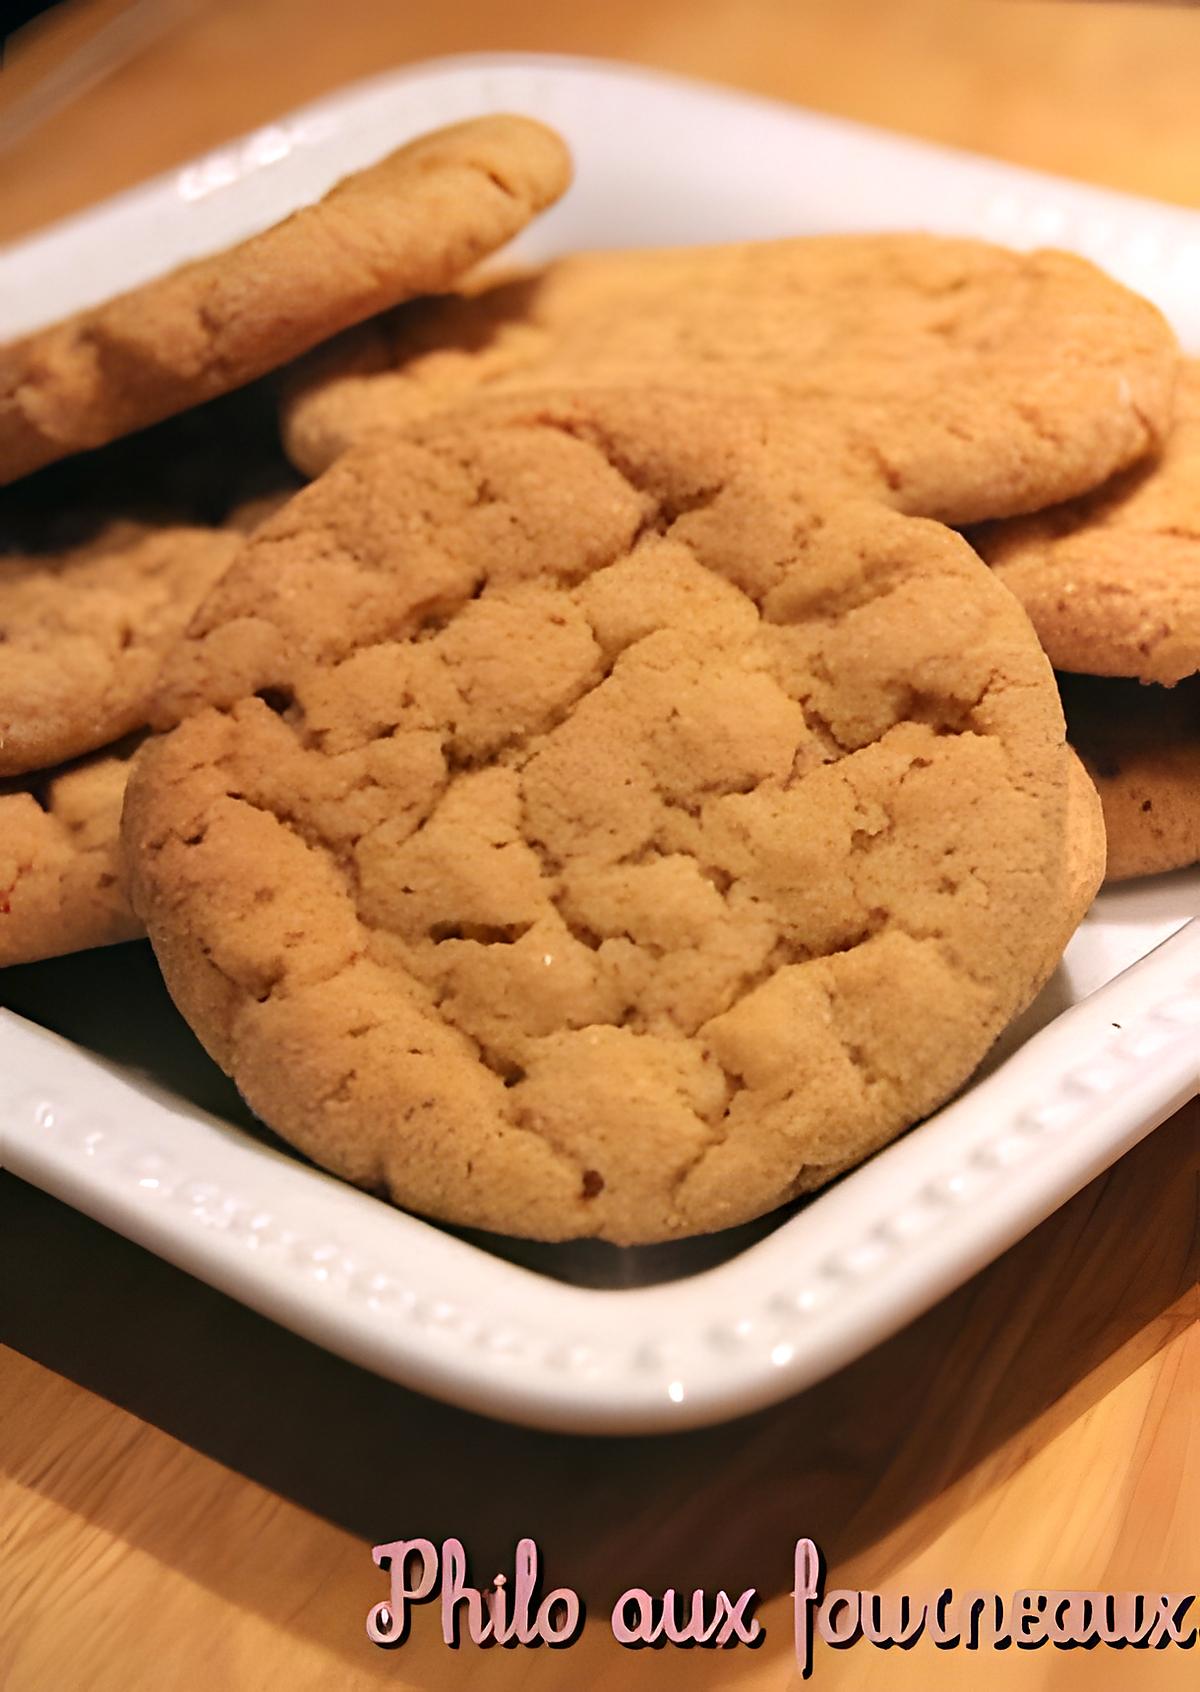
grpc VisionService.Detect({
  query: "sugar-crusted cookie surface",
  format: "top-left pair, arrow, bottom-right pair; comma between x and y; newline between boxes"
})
1062,672 -> 1200,879
976,361 -> 1200,685
127,393 -> 1074,1243
0,740 -> 142,967
281,234 -> 1177,525
0,518 -> 240,776
0,115 -> 571,482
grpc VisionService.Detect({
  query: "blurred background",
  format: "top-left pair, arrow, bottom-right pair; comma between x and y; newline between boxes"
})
2,0 -> 1199,247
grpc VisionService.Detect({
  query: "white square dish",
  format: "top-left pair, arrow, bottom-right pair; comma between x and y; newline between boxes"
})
2,52 -> 1197,1434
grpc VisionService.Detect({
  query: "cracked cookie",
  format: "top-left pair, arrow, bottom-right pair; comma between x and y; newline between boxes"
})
126,391 -> 1075,1242
975,361 -> 1200,685
0,115 -> 571,483
280,233 -> 1177,525
0,517 -> 241,776
0,739 -> 142,966
0,383 -> 303,779
1061,671 -> 1200,879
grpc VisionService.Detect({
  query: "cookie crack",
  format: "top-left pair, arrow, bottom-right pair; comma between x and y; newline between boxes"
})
516,410 -> 737,540
0,860 -> 34,915
671,916 -> 981,1204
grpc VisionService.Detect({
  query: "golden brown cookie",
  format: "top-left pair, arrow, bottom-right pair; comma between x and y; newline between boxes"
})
1061,672 -> 1200,880
0,740 -> 142,967
975,361 -> 1200,685
0,516 -> 241,776
0,383 -> 297,778
2,687 -> 1093,989
126,392 -> 1075,1244
281,234 -> 1177,525
0,115 -> 571,483
1061,749 -> 1106,937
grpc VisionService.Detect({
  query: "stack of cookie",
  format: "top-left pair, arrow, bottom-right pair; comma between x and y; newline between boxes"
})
0,382 -> 305,967
974,366 -> 1200,879
0,114 -> 571,970
1,113 -> 1191,1242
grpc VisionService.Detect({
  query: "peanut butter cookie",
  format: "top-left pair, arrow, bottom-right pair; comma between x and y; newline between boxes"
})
0,517 -> 241,776
126,392 -> 1076,1243
0,381 -> 303,777
1062,672 -> 1200,879
0,115 -> 571,482
281,235 -> 1177,525
0,740 -> 142,967
975,362 -> 1200,685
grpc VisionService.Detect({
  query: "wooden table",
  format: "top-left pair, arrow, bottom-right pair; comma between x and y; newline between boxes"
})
1,3 -> 1197,1687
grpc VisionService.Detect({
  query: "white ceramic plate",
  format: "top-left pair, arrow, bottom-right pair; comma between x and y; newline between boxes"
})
2,54 -> 1197,1434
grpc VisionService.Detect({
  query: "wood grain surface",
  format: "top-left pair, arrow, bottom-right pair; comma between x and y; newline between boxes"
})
1,3 -> 1198,1688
